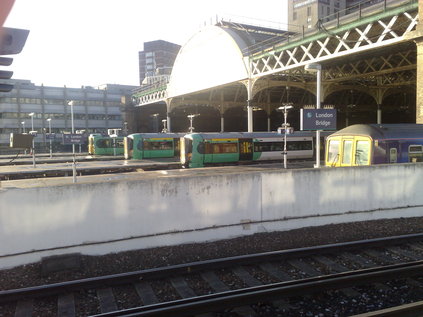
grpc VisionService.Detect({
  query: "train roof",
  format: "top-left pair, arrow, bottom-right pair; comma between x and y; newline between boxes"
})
89,134 -> 124,139
186,131 -> 317,139
329,124 -> 423,139
128,133 -> 185,138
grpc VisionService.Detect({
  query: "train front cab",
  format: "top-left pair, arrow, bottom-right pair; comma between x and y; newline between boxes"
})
325,135 -> 371,167
124,135 -> 133,159
88,135 -> 95,155
180,135 -> 190,168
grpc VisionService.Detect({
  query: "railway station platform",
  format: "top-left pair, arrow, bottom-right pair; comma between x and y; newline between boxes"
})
0,156 -> 181,180
1,161 -> 423,269
0,152 -> 123,166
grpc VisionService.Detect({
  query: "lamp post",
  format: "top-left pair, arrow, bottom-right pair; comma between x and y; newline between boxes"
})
187,114 -> 199,133
67,101 -> 77,183
29,112 -> 36,167
151,113 -> 159,132
278,105 -> 293,169
47,118 -> 52,158
305,63 -> 322,168
29,112 -> 34,132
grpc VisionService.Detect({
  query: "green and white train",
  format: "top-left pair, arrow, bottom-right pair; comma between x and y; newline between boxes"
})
124,133 -> 185,159
88,134 -> 125,156
180,132 -> 317,168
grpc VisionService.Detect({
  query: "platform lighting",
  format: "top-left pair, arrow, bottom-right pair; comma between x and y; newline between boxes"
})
161,119 -> 168,133
21,121 -> 25,133
304,63 -> 322,168
67,101 -> 77,183
28,112 -> 36,167
47,118 -> 52,158
278,105 -> 293,169
187,114 -> 200,133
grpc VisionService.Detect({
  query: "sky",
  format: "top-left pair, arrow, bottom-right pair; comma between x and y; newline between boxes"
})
4,0 -> 288,88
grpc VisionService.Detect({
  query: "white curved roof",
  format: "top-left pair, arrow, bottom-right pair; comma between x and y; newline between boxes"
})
167,25 -> 250,99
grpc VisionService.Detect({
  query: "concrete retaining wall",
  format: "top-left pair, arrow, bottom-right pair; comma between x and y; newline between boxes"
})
1,163 -> 423,269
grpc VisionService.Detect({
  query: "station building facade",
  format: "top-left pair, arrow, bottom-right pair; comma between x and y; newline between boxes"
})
288,0 -> 372,32
0,79 -> 136,152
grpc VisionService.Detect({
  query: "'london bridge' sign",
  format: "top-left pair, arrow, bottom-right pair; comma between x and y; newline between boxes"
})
300,109 -> 337,130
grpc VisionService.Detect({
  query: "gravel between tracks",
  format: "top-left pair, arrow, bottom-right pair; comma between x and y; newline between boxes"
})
1,217 -> 423,291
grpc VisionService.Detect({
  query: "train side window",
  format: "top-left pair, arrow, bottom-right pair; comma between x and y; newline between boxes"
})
409,145 -> 423,162
143,140 -> 173,150
207,143 -> 237,154
342,140 -> 353,165
355,140 -> 370,165
96,139 -> 111,148
287,140 -> 313,151
327,140 -> 340,165
116,139 -> 124,147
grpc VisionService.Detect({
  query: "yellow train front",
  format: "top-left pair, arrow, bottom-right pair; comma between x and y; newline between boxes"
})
325,124 -> 423,167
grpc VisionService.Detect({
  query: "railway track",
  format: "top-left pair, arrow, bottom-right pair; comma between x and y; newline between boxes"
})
2,233 -> 423,316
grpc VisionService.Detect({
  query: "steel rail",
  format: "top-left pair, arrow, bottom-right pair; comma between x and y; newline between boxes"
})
351,300 -> 423,316
90,260 -> 423,317
1,233 -> 423,303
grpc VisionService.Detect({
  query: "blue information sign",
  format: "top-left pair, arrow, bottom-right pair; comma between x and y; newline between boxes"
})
300,109 -> 337,130
46,133 -> 55,140
62,134 -> 85,145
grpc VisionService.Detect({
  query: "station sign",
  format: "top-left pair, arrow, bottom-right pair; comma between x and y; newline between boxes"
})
300,109 -> 337,131
62,134 -> 86,145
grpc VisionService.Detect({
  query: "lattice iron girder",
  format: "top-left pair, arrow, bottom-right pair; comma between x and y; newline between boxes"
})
325,69 -> 416,94
134,89 -> 167,107
324,49 -> 416,82
250,3 -> 418,78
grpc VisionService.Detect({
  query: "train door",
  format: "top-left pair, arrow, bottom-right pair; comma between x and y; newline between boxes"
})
389,147 -> 398,163
141,139 -> 150,159
239,138 -> 253,161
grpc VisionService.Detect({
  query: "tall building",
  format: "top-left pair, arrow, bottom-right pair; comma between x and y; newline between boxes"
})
0,79 -> 136,151
288,0 -> 347,32
138,40 -> 181,85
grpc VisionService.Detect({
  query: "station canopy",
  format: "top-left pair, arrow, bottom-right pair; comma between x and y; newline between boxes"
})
167,21 -> 291,99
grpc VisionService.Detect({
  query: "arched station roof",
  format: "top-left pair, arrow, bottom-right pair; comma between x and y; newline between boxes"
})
167,25 -> 250,99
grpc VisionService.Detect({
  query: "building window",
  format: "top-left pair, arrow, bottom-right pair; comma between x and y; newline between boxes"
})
293,12 -> 297,20
307,6 -> 311,16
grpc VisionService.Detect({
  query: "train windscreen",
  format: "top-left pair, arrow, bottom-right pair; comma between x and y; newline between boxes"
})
327,139 -> 340,165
